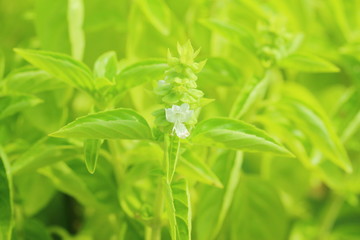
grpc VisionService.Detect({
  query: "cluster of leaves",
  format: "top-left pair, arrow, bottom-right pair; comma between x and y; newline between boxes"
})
1,0 -> 360,240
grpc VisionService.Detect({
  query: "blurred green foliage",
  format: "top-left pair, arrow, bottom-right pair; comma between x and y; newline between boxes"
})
1,0 -> 360,240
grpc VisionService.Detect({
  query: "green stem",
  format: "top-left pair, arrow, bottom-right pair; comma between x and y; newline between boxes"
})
149,179 -> 165,240
318,194 -> 343,240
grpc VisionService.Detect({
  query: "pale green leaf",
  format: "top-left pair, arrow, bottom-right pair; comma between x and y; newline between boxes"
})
11,138 -> 80,175
116,60 -> 167,92
198,57 -> 242,86
50,108 -> 152,139
135,0 -> 171,35
177,151 -> 223,188
229,74 -> 269,119
201,19 -> 255,52
191,118 -> 292,156
281,83 -> 352,172
166,134 -> 180,183
94,51 -> 118,81
211,151 -> 243,239
0,148 -> 13,240
84,139 -> 103,174
0,94 -> 42,120
14,48 -> 94,91
4,67 -> 65,94
164,178 -> 191,240
68,0 -> 85,60
279,53 -> 340,72
228,176 -> 288,240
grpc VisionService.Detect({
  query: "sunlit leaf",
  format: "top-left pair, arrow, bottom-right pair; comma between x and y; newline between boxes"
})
279,53 -> 340,72
116,60 -> 167,92
164,178 -> 191,240
3,67 -> 65,94
135,0 -> 171,35
50,108 -> 152,139
280,83 -> 352,172
94,51 -> 118,81
14,48 -> 94,91
191,118 -> 292,156
0,94 -> 42,120
229,74 -> 269,119
178,151 -> 223,188
84,139 -> 103,174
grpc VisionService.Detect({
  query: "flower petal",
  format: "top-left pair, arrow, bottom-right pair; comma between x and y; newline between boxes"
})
174,122 -> 190,139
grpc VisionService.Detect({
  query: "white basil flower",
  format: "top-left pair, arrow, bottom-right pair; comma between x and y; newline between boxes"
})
165,103 -> 193,139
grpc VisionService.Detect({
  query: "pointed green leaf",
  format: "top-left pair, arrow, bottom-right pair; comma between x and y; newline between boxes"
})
198,57 -> 242,86
135,0 -> 171,35
4,67 -> 65,94
14,48 -> 94,91
50,108 -> 152,139
0,148 -> 13,240
116,60 -> 167,92
166,134 -> 180,183
281,83 -> 352,172
164,178 -> 192,240
178,151 -> 223,188
191,118 -> 292,156
39,162 -> 99,207
211,151 -> 243,239
279,53 -> 340,73
333,88 -> 360,142
11,138 -> 80,175
229,75 -> 269,119
94,51 -> 118,81
0,94 -> 42,120
201,19 -> 255,52
84,139 -> 103,174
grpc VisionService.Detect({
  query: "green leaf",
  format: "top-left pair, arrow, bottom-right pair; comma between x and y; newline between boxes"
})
227,176 -> 288,240
229,74 -> 269,119
0,148 -> 13,240
166,134 -> 180,183
50,108 -> 152,139
164,178 -> 192,240
200,19 -> 255,52
333,88 -> 360,142
208,151 -> 243,240
279,53 -> 340,72
0,94 -> 42,120
191,118 -> 292,156
116,60 -> 167,92
14,48 -> 94,91
67,0 -> 85,60
281,83 -> 352,172
15,173 -> 56,216
11,138 -> 79,175
84,139 -> 103,174
177,151 -> 223,188
198,57 -> 242,86
135,0 -> 171,35
94,51 -> 118,81
4,67 -> 65,94
39,162 -> 99,207
14,219 -> 52,240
